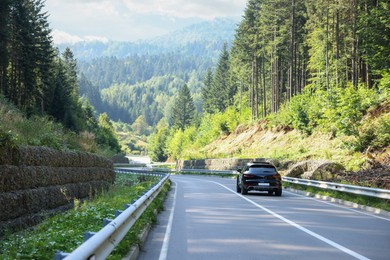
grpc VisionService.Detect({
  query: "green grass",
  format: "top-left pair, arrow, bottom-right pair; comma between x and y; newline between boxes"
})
283,182 -> 390,212
0,173 -> 170,259
0,94 -> 118,156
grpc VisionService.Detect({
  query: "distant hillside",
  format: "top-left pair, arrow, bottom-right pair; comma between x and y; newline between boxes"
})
57,18 -> 238,60
69,18 -> 238,126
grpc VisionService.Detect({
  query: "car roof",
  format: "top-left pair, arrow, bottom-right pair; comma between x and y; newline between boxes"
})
247,161 -> 274,167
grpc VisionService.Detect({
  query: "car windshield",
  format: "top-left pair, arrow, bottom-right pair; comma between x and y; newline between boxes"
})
248,166 -> 277,174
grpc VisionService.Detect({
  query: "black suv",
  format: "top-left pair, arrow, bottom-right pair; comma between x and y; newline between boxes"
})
236,162 -> 282,196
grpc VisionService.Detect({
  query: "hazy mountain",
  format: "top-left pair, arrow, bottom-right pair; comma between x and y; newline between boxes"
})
56,18 -> 238,60
148,18 -> 238,46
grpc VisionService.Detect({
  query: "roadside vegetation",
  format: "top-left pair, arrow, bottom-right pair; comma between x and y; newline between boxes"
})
149,85 -> 389,171
0,173 -> 170,259
149,0 -> 390,176
0,94 -> 120,156
0,1 -> 121,156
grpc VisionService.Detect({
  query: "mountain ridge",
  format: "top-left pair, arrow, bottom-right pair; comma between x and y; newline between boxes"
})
56,18 -> 238,60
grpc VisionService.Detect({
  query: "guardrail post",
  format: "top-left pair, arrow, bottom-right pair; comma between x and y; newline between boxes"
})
84,231 -> 96,242
115,210 -> 123,217
103,218 -> 113,227
54,252 -> 69,260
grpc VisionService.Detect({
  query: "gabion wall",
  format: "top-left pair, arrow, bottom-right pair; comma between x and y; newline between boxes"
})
0,146 -> 114,235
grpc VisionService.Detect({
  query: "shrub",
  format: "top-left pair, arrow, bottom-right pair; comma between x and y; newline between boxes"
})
354,113 -> 390,151
0,129 -> 17,148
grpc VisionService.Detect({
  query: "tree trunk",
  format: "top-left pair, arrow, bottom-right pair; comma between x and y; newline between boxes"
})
351,0 -> 358,89
289,0 -> 295,100
262,53 -> 267,117
335,7 -> 340,87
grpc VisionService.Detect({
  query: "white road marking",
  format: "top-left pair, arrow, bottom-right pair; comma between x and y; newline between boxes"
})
210,180 -> 370,260
159,181 -> 177,260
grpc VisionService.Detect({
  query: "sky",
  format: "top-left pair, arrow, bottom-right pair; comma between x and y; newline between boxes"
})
43,0 -> 248,44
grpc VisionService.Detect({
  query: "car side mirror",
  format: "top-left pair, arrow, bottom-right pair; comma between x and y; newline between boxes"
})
237,169 -> 242,173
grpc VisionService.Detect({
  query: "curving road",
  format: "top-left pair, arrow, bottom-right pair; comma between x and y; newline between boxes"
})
138,175 -> 390,260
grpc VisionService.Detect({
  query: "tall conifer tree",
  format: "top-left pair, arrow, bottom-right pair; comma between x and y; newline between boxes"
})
171,84 -> 195,130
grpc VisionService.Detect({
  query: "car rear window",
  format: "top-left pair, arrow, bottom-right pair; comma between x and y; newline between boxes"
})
248,166 -> 277,174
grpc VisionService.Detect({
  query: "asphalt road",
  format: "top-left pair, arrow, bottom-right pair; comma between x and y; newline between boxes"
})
138,175 -> 390,260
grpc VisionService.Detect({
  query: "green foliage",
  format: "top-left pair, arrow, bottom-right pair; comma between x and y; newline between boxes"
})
202,43 -> 235,113
192,113 -> 220,146
0,173 -> 168,259
148,121 -> 169,162
112,121 -> 148,155
100,75 -> 187,126
131,116 -> 151,136
0,94 -> 120,155
0,0 -> 122,155
378,70 -> 390,96
358,1 -> 390,74
96,113 -> 121,154
0,129 -> 17,148
354,113 -> 390,152
165,129 -> 185,160
269,85 -> 380,137
161,105 -> 248,160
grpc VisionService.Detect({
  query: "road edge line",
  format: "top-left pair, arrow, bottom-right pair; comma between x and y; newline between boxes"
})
158,180 -> 177,260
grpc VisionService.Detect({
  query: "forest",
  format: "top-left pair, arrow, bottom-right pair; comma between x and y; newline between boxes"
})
74,19 -> 238,127
148,0 -> 390,163
0,0 -> 121,155
0,0 -> 389,163
78,56 -> 209,126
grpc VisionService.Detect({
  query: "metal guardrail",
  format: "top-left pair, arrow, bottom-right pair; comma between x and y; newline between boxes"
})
282,176 -> 390,199
54,169 -> 170,260
177,169 -> 237,174
116,167 -> 171,174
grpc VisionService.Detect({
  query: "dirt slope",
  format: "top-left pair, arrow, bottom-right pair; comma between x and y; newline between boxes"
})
202,121 -> 389,189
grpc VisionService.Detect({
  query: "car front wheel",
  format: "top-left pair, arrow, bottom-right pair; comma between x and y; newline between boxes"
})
241,185 -> 248,195
236,178 -> 241,193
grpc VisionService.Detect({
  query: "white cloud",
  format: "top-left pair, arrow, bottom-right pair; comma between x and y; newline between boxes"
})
52,29 -> 108,44
51,29 -> 82,44
44,0 -> 247,42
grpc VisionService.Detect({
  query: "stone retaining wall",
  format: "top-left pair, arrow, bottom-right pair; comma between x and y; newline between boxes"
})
0,146 -> 114,235
176,158 -> 278,171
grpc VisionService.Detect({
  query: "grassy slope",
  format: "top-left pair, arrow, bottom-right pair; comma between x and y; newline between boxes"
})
204,127 -> 365,171
0,95 -> 114,156
202,103 -> 390,172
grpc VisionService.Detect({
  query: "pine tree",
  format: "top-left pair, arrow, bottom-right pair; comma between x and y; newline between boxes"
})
201,68 -> 213,113
210,43 -> 232,113
171,84 -> 195,130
